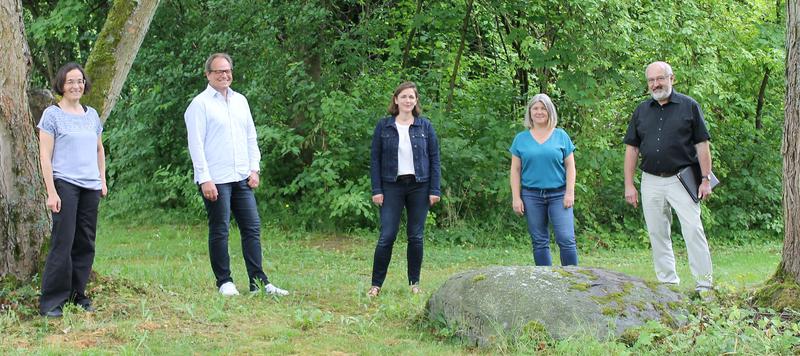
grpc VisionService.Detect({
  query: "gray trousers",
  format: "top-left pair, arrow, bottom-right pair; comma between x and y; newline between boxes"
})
641,172 -> 713,289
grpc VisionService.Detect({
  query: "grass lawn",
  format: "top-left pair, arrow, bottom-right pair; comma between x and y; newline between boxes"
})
0,222 -> 793,355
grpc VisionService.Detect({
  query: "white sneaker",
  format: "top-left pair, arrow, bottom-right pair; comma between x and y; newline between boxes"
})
219,282 -> 240,296
265,283 -> 289,296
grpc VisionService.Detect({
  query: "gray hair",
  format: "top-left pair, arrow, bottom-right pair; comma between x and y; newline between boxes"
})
646,61 -> 673,77
524,93 -> 558,129
204,53 -> 233,73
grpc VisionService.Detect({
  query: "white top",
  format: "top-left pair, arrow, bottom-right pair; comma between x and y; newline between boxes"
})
184,85 -> 260,184
396,122 -> 415,175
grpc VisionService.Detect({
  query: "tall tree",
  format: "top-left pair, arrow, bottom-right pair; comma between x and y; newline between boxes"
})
779,0 -> 800,285
0,0 -> 50,280
0,0 -> 159,280
84,0 -> 160,122
755,0 -> 800,309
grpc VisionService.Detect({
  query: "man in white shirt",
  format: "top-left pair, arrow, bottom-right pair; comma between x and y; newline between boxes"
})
184,53 -> 288,296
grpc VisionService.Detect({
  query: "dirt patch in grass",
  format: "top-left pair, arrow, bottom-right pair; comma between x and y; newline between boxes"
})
43,328 -> 120,350
306,235 -> 362,253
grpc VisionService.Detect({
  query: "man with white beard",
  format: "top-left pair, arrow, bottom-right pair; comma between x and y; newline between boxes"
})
622,61 -> 714,294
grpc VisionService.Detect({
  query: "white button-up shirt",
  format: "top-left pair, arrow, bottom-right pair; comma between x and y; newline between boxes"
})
184,85 -> 260,184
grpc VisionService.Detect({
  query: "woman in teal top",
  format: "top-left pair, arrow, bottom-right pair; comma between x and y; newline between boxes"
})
509,93 -> 578,266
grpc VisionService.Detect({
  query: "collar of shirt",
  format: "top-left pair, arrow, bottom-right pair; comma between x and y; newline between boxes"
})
647,90 -> 686,107
202,84 -> 236,100
384,115 -> 421,127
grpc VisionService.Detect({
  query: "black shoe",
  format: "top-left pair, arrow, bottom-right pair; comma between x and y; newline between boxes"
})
42,306 -> 63,318
78,302 -> 96,312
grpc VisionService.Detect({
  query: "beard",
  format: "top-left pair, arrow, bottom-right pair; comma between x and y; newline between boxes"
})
651,87 -> 671,101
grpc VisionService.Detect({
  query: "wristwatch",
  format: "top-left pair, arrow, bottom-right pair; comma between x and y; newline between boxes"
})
701,175 -> 711,181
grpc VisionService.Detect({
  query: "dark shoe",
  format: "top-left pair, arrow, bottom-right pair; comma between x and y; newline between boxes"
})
78,302 -> 96,312
42,306 -> 63,318
690,287 -> 715,302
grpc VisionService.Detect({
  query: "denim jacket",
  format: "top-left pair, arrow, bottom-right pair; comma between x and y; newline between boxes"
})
370,116 -> 441,196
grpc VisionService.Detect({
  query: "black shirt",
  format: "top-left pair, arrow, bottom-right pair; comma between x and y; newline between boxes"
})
623,91 -> 710,175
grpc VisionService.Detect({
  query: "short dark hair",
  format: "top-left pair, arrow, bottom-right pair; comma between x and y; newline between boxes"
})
387,81 -> 422,116
52,62 -> 91,96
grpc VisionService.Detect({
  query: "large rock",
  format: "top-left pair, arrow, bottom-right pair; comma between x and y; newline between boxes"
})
426,266 -> 687,345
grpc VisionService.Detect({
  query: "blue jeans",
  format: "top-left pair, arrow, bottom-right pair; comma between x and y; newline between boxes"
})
371,178 -> 430,287
201,179 -> 268,291
521,188 -> 578,266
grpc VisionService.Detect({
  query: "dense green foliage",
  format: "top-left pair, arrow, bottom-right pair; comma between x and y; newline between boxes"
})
23,0 -> 111,86
25,0 -> 786,245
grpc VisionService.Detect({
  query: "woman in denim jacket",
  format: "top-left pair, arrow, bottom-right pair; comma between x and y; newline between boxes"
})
368,81 -> 441,297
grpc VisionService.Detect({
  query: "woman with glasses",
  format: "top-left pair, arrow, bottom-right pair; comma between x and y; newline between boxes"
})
367,81 -> 441,297
509,93 -> 578,266
37,62 -> 107,317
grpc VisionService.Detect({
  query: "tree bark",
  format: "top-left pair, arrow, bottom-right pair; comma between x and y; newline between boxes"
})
0,0 -> 50,280
781,0 -> 800,280
84,0 -> 161,122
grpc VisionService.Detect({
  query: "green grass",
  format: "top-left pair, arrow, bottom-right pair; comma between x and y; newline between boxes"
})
0,223 -> 795,355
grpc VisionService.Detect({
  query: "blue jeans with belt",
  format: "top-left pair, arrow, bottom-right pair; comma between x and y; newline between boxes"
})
201,178 -> 269,291
521,187 -> 578,266
371,177 -> 430,287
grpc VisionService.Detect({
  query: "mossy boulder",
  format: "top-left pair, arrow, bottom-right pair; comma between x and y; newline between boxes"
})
426,266 -> 687,346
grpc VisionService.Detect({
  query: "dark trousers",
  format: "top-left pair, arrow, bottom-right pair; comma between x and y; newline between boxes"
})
202,179 -> 268,291
371,178 -> 430,287
39,179 -> 101,314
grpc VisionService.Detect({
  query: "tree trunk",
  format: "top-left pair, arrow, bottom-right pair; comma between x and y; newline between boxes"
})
754,0 -> 800,310
445,0 -> 474,113
401,0 -> 423,69
755,66 -> 770,130
84,0 -> 161,122
781,0 -> 800,280
500,14 -> 529,104
0,0 -> 50,280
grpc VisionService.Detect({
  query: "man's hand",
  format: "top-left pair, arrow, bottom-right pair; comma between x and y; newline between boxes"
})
201,181 -> 218,201
372,194 -> 384,206
247,171 -> 260,189
625,184 -> 639,208
698,180 -> 712,200
429,195 -> 440,206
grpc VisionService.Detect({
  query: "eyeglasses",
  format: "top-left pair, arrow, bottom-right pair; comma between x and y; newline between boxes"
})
209,69 -> 232,75
65,79 -> 85,86
647,75 -> 670,84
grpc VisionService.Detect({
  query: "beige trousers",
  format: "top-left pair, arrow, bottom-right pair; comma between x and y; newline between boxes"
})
641,172 -> 713,289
